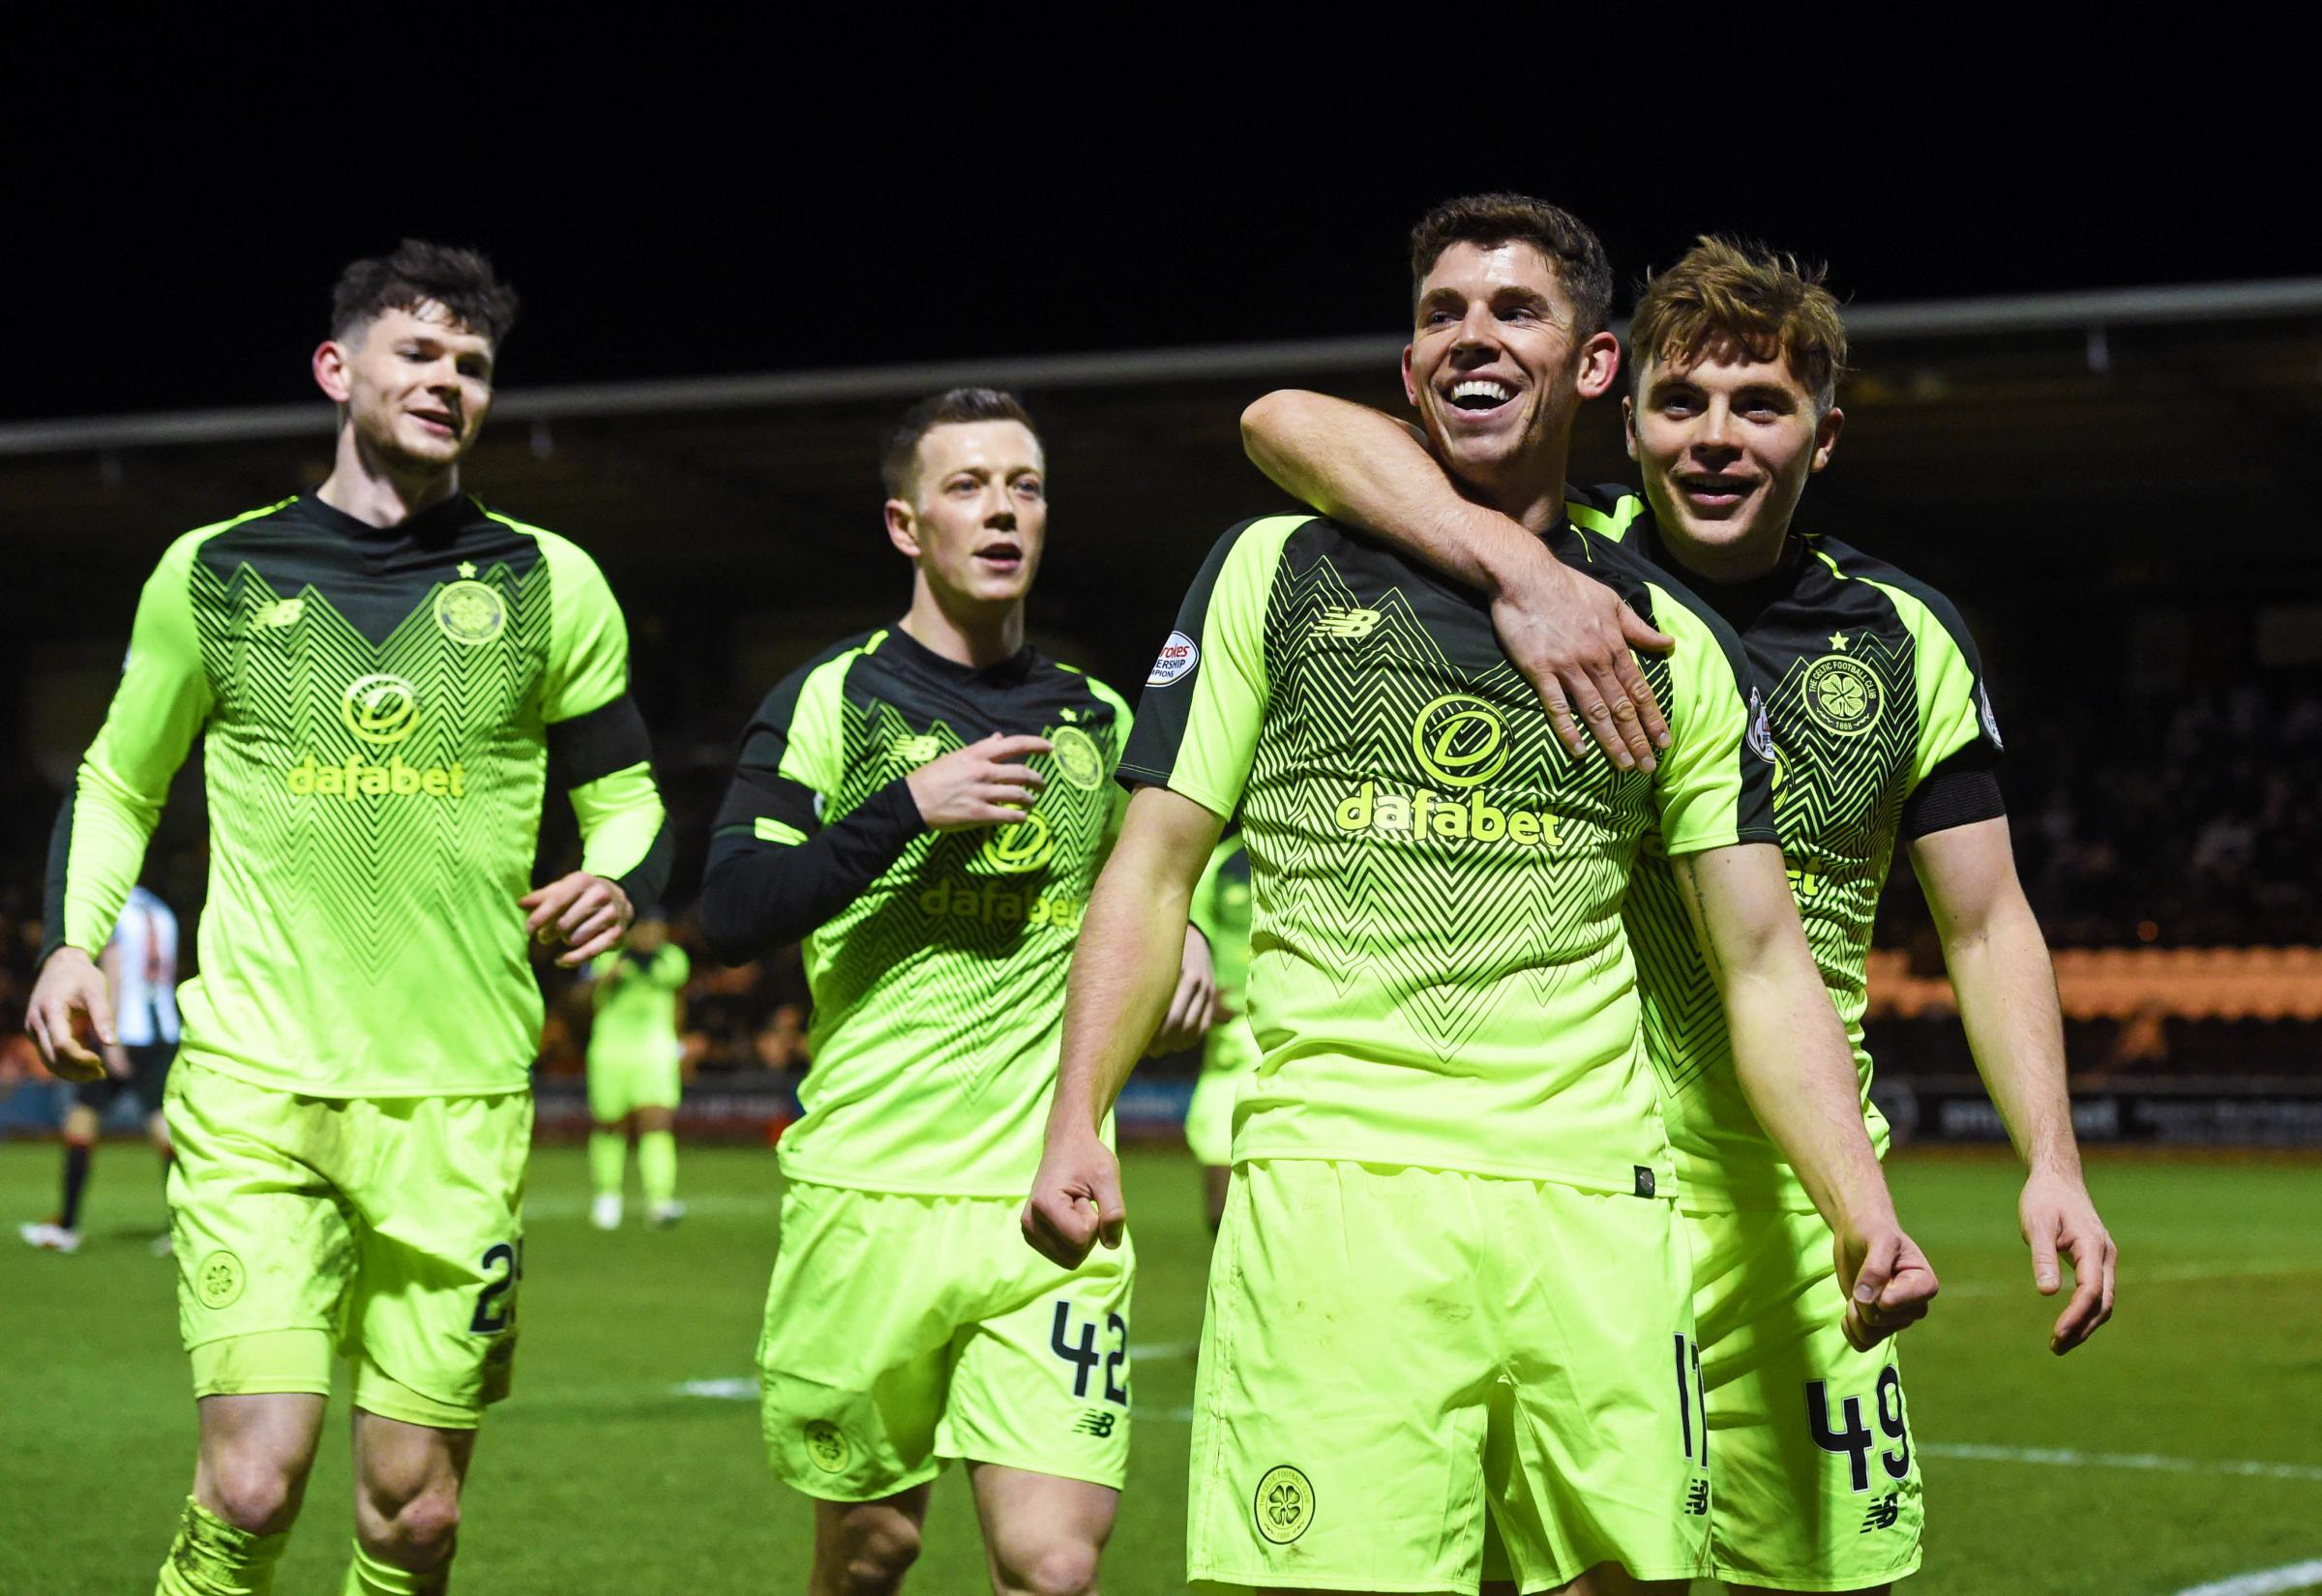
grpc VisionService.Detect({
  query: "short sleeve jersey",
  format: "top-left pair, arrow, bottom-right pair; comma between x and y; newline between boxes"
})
1187,832 -> 1254,1075
588,943 -> 691,1065
1121,509 -> 1776,1193
714,627 -> 1133,1197
1592,504 -> 2008,1207
45,494 -> 654,1097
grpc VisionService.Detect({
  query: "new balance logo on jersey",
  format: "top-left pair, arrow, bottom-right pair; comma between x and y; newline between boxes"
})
1861,1492 -> 1903,1533
1070,1409 -> 1117,1438
1312,606 -> 1382,639
1685,1480 -> 1710,1517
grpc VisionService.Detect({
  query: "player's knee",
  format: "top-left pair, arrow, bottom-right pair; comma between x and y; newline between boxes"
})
834,1513 -> 920,1594
207,1459 -> 301,1536
362,1484 -> 461,1563
994,1536 -> 1100,1596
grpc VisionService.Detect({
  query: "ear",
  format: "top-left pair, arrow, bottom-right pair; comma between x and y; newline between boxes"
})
1810,405 -> 1845,474
1399,342 -> 1420,410
313,340 -> 353,405
1622,395 -> 1639,462
1574,330 -> 1622,400
884,498 -> 922,559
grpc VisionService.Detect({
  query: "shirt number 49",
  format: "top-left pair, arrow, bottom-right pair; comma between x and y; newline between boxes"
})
1807,1366 -> 1911,1493
1049,1301 -> 1128,1405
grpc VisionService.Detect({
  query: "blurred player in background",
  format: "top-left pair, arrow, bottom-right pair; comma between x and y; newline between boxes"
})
20,881 -> 179,1255
1184,830 -> 1255,1228
585,914 -> 690,1229
25,240 -> 670,1596
1242,234 -> 2115,1592
1027,194 -> 1935,1596
701,388 -> 1212,1596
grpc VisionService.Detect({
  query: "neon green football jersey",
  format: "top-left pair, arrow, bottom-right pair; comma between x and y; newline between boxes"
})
709,627 -> 1134,1197
588,943 -> 690,1064
44,494 -> 669,1098
1122,508 -> 1777,1195
1589,503 -> 2007,1207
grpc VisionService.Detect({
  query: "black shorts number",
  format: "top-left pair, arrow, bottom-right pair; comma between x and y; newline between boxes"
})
470,1241 -> 522,1334
1807,1364 -> 1910,1493
1049,1301 -> 1130,1407
1674,1334 -> 1708,1463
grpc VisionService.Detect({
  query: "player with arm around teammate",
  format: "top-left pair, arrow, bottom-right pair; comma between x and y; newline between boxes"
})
1240,235 -> 2115,1592
700,388 -> 1212,1596
24,241 -> 670,1596
1027,194 -> 1936,1596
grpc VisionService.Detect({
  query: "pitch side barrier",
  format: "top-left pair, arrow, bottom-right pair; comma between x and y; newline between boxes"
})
514,1073 -> 2322,1150
1873,1076 -> 2322,1149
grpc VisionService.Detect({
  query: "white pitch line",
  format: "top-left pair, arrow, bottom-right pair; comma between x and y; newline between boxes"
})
1127,1341 -> 1198,1362
2166,1559 -> 2322,1596
1922,1442 -> 2322,1484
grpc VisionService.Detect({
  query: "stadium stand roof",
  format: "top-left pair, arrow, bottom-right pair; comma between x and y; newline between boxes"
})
6,278 -> 2318,663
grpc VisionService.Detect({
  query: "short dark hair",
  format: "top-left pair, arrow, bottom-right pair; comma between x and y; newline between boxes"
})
330,239 -> 520,346
880,387 -> 1041,500
1410,193 -> 1614,338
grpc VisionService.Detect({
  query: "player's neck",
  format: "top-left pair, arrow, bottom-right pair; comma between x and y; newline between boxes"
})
1660,513 -> 1796,587
899,578 -> 1026,669
1450,444 -> 1573,535
316,427 -> 463,529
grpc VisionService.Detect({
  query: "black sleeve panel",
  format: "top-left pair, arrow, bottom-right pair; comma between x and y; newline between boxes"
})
37,793 -> 74,969
698,777 -> 924,963
1901,746 -> 2007,840
548,692 -> 654,790
613,813 -> 675,917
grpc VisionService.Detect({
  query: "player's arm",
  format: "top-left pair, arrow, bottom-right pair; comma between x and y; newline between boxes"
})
1914,814 -> 2115,1353
1647,580 -> 1934,1345
1026,785 -> 1224,1267
1025,517 -> 1283,1263
1672,844 -> 1938,1348
31,537 -> 213,1079
530,536 -> 670,965
1240,389 -> 1670,769
700,716 -> 1051,961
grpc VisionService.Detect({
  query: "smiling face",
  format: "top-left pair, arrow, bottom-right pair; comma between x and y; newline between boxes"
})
1625,340 -> 1842,575
885,419 -> 1048,610
1402,241 -> 1619,512
313,301 -> 494,472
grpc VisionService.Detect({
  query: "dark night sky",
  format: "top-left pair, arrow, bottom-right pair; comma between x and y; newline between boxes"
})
13,41 -> 2306,425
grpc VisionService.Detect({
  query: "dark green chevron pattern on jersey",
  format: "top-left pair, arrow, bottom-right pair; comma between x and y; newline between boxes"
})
1636,624 -> 1919,1102
189,553 -> 551,987
804,689 -> 1116,1107
1243,548 -> 1662,1063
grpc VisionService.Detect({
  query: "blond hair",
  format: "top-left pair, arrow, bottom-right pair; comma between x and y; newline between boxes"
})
1628,237 -> 1848,411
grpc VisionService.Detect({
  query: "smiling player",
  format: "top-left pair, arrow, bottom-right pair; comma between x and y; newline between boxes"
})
1027,196 -> 1937,1596
1241,235 -> 2115,1592
28,239 -> 669,1596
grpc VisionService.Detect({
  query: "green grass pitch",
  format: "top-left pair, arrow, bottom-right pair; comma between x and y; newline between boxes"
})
4,1140 -> 2317,1595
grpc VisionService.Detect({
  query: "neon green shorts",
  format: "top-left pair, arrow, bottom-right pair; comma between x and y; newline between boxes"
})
164,1058 -> 530,1430
1687,1205 -> 1923,1590
759,1180 -> 1135,1500
1185,1017 -> 1259,1167
586,1044 -> 681,1122
1188,1159 -> 1711,1594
